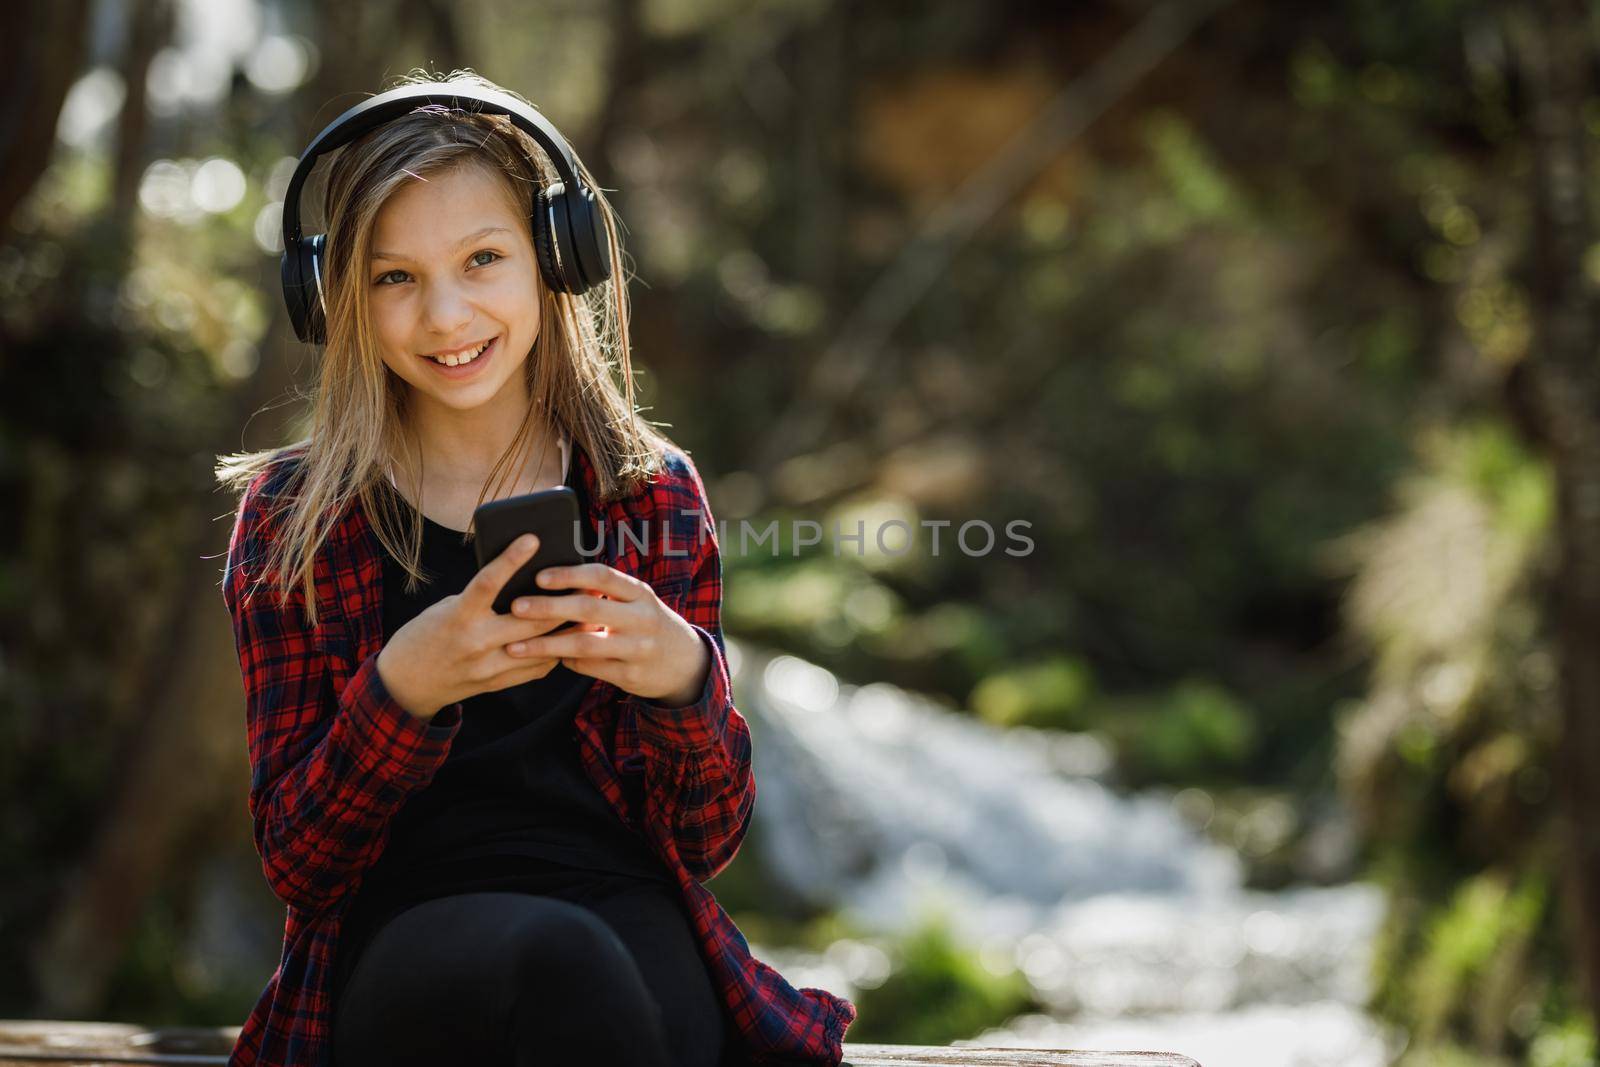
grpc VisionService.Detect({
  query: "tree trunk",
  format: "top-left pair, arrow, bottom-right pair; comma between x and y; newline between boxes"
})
0,0 -> 92,237
1507,0 -> 1600,1024
109,0 -> 173,236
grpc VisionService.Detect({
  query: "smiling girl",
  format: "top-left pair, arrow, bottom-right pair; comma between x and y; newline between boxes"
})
214,71 -> 856,1067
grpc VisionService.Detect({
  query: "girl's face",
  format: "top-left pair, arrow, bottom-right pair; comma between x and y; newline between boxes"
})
367,162 -> 541,416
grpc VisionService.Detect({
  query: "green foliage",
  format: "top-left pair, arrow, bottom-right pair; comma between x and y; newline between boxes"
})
968,655 -> 1095,729
724,552 -> 1013,694
1444,420 -> 1553,541
101,883 -> 259,1028
1410,870 -> 1545,1045
1338,415 -> 1569,1057
1100,679 -> 1259,785
1528,1015 -> 1597,1067
845,911 -> 1036,1046
1141,110 -> 1247,226
1369,856 -> 1591,1067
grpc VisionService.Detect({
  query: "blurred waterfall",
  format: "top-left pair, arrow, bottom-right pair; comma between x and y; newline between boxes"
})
727,639 -> 1395,1067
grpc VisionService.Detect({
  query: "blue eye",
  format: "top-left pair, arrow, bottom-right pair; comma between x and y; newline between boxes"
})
372,250 -> 501,287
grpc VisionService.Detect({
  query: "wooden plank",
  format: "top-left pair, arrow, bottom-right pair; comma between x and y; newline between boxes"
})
0,1022 -> 1203,1066
0,1022 -> 234,1064
841,1047 -> 1201,1067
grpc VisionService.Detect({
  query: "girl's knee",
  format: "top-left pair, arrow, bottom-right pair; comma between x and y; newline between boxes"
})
501,899 -> 670,1061
504,897 -> 638,991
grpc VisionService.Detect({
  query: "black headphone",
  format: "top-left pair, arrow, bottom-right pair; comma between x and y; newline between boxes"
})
279,83 -> 613,345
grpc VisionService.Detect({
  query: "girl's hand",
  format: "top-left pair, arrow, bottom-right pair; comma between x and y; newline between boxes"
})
376,534 -> 577,720
503,562 -> 711,708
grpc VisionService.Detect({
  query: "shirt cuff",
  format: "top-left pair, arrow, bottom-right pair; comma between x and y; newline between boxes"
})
344,651 -> 463,789
631,625 -> 732,755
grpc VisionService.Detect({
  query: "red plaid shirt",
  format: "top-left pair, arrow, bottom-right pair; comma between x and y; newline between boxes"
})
221,441 -> 857,1066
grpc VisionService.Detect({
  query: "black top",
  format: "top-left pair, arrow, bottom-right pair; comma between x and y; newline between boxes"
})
332,453 -> 675,1002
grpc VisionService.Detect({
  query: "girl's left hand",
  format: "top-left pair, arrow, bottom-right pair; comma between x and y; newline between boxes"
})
503,563 -> 710,708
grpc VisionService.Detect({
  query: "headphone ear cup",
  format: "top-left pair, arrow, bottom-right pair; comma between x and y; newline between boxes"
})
281,233 -> 328,344
281,240 -> 311,343
563,184 -> 612,291
535,182 -> 612,294
532,186 -> 568,293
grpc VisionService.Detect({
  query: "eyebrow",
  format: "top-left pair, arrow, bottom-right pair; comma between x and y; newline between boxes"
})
371,226 -> 513,262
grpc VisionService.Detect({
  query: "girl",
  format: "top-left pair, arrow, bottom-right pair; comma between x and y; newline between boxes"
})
214,71 -> 856,1067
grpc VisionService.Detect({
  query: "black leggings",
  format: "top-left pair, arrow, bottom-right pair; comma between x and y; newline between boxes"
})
331,880 -> 731,1067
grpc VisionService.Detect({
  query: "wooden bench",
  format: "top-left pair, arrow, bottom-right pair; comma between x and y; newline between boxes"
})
0,1021 -> 1202,1065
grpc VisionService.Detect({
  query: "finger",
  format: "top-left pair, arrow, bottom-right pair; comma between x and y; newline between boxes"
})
508,629 -> 627,662
501,622 -> 576,656
497,616 -> 576,645
558,656 -> 628,686
484,605 -> 613,652
464,533 -> 540,611
533,562 -> 649,601
482,655 -> 562,692
569,612 -> 607,635
506,591 -> 630,631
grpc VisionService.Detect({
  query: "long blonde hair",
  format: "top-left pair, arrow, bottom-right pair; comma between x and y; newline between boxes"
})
216,70 -> 674,629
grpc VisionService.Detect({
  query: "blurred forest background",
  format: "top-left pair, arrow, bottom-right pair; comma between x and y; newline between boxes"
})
9,0 -> 1600,1064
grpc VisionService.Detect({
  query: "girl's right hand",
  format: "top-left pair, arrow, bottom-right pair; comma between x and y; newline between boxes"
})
376,533 -> 571,720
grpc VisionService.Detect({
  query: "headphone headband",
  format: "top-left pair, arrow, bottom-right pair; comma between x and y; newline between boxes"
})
280,82 -> 612,344
280,84 -> 583,250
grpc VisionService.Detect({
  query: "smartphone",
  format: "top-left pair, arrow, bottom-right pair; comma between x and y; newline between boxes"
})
472,486 -> 588,625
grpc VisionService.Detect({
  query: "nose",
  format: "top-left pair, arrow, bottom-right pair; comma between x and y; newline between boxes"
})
421,278 -> 473,339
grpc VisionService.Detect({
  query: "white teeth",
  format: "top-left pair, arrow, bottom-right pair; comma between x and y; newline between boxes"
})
429,338 -> 492,366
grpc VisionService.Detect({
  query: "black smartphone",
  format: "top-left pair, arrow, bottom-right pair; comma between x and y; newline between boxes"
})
472,486 -> 588,624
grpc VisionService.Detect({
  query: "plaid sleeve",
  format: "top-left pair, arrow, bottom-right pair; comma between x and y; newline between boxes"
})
223,468 -> 463,913
629,454 -> 756,884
